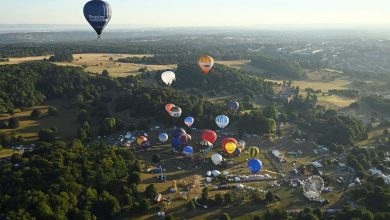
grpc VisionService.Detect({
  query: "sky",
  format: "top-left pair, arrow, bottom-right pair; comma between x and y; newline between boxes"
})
1,0 -> 390,27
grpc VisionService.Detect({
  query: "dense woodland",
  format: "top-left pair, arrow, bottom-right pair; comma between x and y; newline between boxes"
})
362,95 -> 390,115
251,54 -> 305,79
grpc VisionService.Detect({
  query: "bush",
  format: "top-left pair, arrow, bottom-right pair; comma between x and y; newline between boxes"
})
144,184 -> 157,199
38,127 -> 57,142
152,154 -> 161,163
219,213 -> 231,220
8,117 -> 19,129
186,200 -> 196,211
214,193 -> 224,206
224,192 -> 234,204
30,109 -> 43,119
47,106 -> 58,116
128,171 -> 141,185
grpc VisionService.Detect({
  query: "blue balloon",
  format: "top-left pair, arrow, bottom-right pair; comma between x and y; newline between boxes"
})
183,146 -> 193,156
83,0 -> 112,36
172,128 -> 186,138
184,117 -> 195,127
159,133 -> 169,143
248,159 -> 262,174
233,148 -> 241,157
228,101 -> 240,112
171,137 -> 181,150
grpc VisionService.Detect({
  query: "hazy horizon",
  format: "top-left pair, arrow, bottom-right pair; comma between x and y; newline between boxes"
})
1,0 -> 390,27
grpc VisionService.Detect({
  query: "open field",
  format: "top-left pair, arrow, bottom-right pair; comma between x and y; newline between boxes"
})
0,149 -> 17,158
317,94 -> 357,109
0,100 -> 79,141
0,53 -> 177,78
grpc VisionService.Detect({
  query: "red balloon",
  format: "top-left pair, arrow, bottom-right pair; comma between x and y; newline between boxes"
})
165,103 -> 175,113
222,138 -> 237,150
201,130 -> 217,144
179,134 -> 192,144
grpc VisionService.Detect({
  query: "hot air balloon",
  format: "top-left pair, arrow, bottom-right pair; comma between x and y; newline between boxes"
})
211,154 -> 223,165
237,141 -> 246,150
228,101 -> 240,112
171,137 -> 181,150
159,133 -> 169,143
215,115 -> 229,129
83,0 -> 112,38
172,128 -> 186,138
224,142 -> 237,155
248,159 -> 262,174
199,140 -> 213,153
137,136 -> 147,146
169,106 -> 182,118
141,141 -> 151,150
165,103 -> 175,113
248,146 -> 260,158
183,146 -> 193,156
198,55 -> 214,74
184,117 -> 194,128
161,71 -> 176,86
222,138 -> 238,150
179,134 -> 192,145
202,130 -> 217,144
233,148 -> 241,157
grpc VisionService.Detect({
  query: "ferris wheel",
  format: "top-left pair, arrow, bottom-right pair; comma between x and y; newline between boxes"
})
303,175 -> 324,194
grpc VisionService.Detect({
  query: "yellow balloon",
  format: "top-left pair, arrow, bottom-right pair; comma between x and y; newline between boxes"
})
225,142 -> 237,154
198,55 -> 214,74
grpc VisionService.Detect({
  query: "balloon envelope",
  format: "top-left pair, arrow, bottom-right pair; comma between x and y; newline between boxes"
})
222,138 -> 237,150
159,133 -> 169,143
228,101 -> 240,112
237,141 -> 246,150
215,115 -> 229,129
202,130 -> 217,144
141,141 -> 151,149
161,71 -> 176,85
183,146 -> 193,156
248,146 -> 260,158
171,137 -> 181,149
224,142 -> 237,154
179,134 -> 192,145
248,159 -> 263,174
198,55 -> 214,74
137,136 -> 147,146
169,107 -> 182,118
184,117 -> 195,127
211,154 -> 223,165
233,148 -> 241,157
83,0 -> 112,36
165,103 -> 175,113
172,128 -> 186,138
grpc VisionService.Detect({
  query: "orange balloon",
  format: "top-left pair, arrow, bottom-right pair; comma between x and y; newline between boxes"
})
165,103 -> 175,113
137,136 -> 147,146
198,55 -> 214,74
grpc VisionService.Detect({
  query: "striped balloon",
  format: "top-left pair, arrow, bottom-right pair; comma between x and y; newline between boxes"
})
215,115 -> 229,129
248,146 -> 260,158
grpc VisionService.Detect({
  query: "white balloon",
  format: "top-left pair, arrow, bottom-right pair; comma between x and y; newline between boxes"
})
211,154 -> 223,165
169,107 -> 182,118
161,71 -> 176,85
215,115 -> 229,129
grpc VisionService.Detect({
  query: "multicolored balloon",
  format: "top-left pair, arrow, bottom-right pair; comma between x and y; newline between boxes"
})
222,138 -> 238,150
237,141 -> 246,150
248,159 -> 263,174
83,0 -> 112,38
172,128 -> 186,138
201,130 -> 217,144
224,142 -> 237,155
215,115 -> 229,129
248,146 -> 260,158
198,55 -> 214,74
137,136 -> 147,146
169,106 -> 182,118
184,117 -> 195,128
179,133 -> 192,145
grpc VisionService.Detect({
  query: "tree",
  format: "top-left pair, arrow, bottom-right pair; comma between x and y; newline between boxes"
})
186,200 -> 196,211
48,106 -> 58,116
214,193 -> 224,206
77,128 -> 88,142
201,187 -> 209,203
30,109 -> 43,119
144,184 -> 157,199
384,129 -> 389,136
78,110 -> 89,123
8,117 -> 19,129
152,154 -> 161,163
128,171 -> 141,185
138,199 -> 150,213
165,214 -> 176,220
219,213 -> 231,220
102,118 -> 116,135
224,192 -> 234,204
38,127 -> 57,142
102,70 -> 110,78
265,191 -> 274,204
